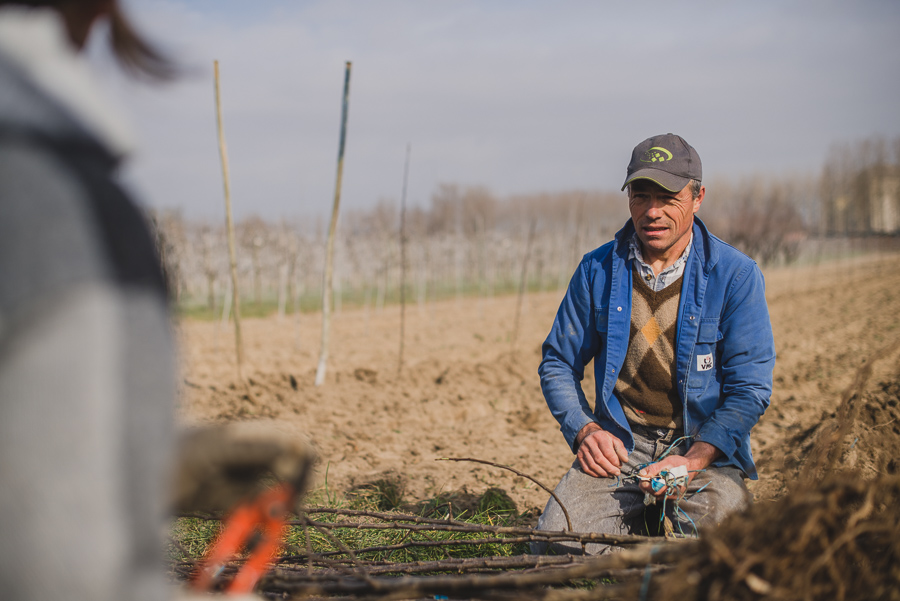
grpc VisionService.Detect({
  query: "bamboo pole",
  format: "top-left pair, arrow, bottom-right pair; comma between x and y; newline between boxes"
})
315,61 -> 352,387
398,143 -> 411,376
214,60 -> 244,380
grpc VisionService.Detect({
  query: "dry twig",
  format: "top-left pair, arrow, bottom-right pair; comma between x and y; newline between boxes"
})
438,457 -> 574,533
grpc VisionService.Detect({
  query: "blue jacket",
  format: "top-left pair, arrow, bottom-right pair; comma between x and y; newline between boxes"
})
539,218 -> 775,479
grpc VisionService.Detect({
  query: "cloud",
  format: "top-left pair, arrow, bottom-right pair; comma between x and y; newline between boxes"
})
103,0 -> 900,220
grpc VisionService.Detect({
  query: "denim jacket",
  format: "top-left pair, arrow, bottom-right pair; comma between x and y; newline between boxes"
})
539,218 -> 775,479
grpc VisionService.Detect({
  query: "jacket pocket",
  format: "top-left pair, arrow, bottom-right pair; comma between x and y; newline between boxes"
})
687,318 -> 722,390
594,305 -> 609,334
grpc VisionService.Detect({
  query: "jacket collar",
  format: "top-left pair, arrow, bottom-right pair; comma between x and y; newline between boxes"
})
614,216 -> 718,274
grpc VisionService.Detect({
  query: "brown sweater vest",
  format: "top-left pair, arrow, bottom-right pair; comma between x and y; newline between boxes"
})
614,268 -> 684,429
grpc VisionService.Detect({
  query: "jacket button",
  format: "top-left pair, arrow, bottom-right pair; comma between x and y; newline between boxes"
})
617,306 -> 622,312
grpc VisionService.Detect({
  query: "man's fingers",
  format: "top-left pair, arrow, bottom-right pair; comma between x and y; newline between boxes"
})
638,458 -> 694,499
578,442 -> 608,477
577,449 -> 604,477
575,429 -> 631,478
638,461 -> 663,478
578,441 -> 617,477
612,437 -> 629,463
577,445 -> 605,477
580,438 -> 620,477
596,437 -> 622,469
590,431 -> 626,468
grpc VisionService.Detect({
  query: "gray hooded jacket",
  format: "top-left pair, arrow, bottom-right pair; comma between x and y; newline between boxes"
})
0,9 -> 174,601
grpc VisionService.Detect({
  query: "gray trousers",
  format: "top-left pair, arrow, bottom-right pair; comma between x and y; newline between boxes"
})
533,424 -> 750,555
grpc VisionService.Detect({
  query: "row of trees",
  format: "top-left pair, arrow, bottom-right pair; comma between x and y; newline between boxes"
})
152,136 -> 899,314
152,186 -> 627,314
820,137 -> 900,236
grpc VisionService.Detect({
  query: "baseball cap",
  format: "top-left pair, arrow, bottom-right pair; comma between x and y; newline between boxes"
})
621,133 -> 702,192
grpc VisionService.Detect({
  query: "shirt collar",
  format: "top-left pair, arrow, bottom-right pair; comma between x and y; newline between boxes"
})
627,231 -> 693,274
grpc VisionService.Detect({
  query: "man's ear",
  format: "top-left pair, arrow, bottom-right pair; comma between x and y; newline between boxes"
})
693,185 -> 706,214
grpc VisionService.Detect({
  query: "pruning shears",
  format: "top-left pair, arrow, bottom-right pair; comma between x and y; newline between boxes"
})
190,484 -> 294,594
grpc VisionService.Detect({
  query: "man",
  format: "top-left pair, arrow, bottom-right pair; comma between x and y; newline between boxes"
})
534,133 -> 775,554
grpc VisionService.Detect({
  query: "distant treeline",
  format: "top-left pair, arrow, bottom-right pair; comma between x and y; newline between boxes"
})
151,135 -> 899,314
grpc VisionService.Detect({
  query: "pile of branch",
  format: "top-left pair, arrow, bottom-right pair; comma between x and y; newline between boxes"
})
171,507 -> 687,599
651,473 -> 900,601
172,473 -> 900,600
266,547 -> 679,599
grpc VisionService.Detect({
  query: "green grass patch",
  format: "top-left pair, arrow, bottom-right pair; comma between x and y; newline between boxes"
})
168,482 -> 531,567
175,277 -> 561,321
167,516 -> 223,562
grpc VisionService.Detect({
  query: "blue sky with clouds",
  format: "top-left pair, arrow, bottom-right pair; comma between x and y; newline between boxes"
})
100,1 -> 900,220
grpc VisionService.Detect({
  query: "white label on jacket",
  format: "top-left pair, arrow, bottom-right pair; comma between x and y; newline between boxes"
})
697,353 -> 714,371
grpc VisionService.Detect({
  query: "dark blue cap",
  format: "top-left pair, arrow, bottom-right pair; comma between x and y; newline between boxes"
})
621,133 -> 702,192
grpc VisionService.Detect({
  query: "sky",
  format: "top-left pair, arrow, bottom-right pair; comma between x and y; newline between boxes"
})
94,0 -> 900,221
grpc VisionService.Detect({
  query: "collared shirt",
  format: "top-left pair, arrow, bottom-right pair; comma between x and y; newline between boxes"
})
627,232 -> 693,292
539,219 -> 776,479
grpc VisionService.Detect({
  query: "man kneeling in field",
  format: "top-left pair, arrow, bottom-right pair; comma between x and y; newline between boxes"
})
533,134 -> 775,554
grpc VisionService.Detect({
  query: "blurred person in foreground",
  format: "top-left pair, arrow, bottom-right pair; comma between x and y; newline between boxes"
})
0,2 -> 315,599
533,134 -> 775,554
0,0 -> 312,601
0,1 -> 178,599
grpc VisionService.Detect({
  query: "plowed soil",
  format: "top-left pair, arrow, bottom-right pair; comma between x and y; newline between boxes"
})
177,251 -> 900,512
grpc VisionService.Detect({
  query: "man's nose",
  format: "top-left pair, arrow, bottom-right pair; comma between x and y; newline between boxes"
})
645,198 -> 665,217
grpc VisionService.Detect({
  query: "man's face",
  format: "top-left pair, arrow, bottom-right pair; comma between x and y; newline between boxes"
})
628,180 -> 704,261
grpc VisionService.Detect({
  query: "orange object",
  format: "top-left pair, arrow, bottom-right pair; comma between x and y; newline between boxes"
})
191,484 -> 292,594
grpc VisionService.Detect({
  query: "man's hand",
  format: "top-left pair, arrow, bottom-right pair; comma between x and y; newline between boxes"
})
638,441 -> 721,499
575,422 -> 629,478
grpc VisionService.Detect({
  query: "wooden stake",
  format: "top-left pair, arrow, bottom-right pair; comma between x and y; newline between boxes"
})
214,60 -> 244,380
315,61 -> 352,387
398,143 -> 411,376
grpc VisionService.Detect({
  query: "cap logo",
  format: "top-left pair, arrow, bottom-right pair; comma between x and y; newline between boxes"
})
641,147 -> 673,163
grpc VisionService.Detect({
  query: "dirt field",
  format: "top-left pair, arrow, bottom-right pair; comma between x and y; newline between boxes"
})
177,251 -> 900,513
